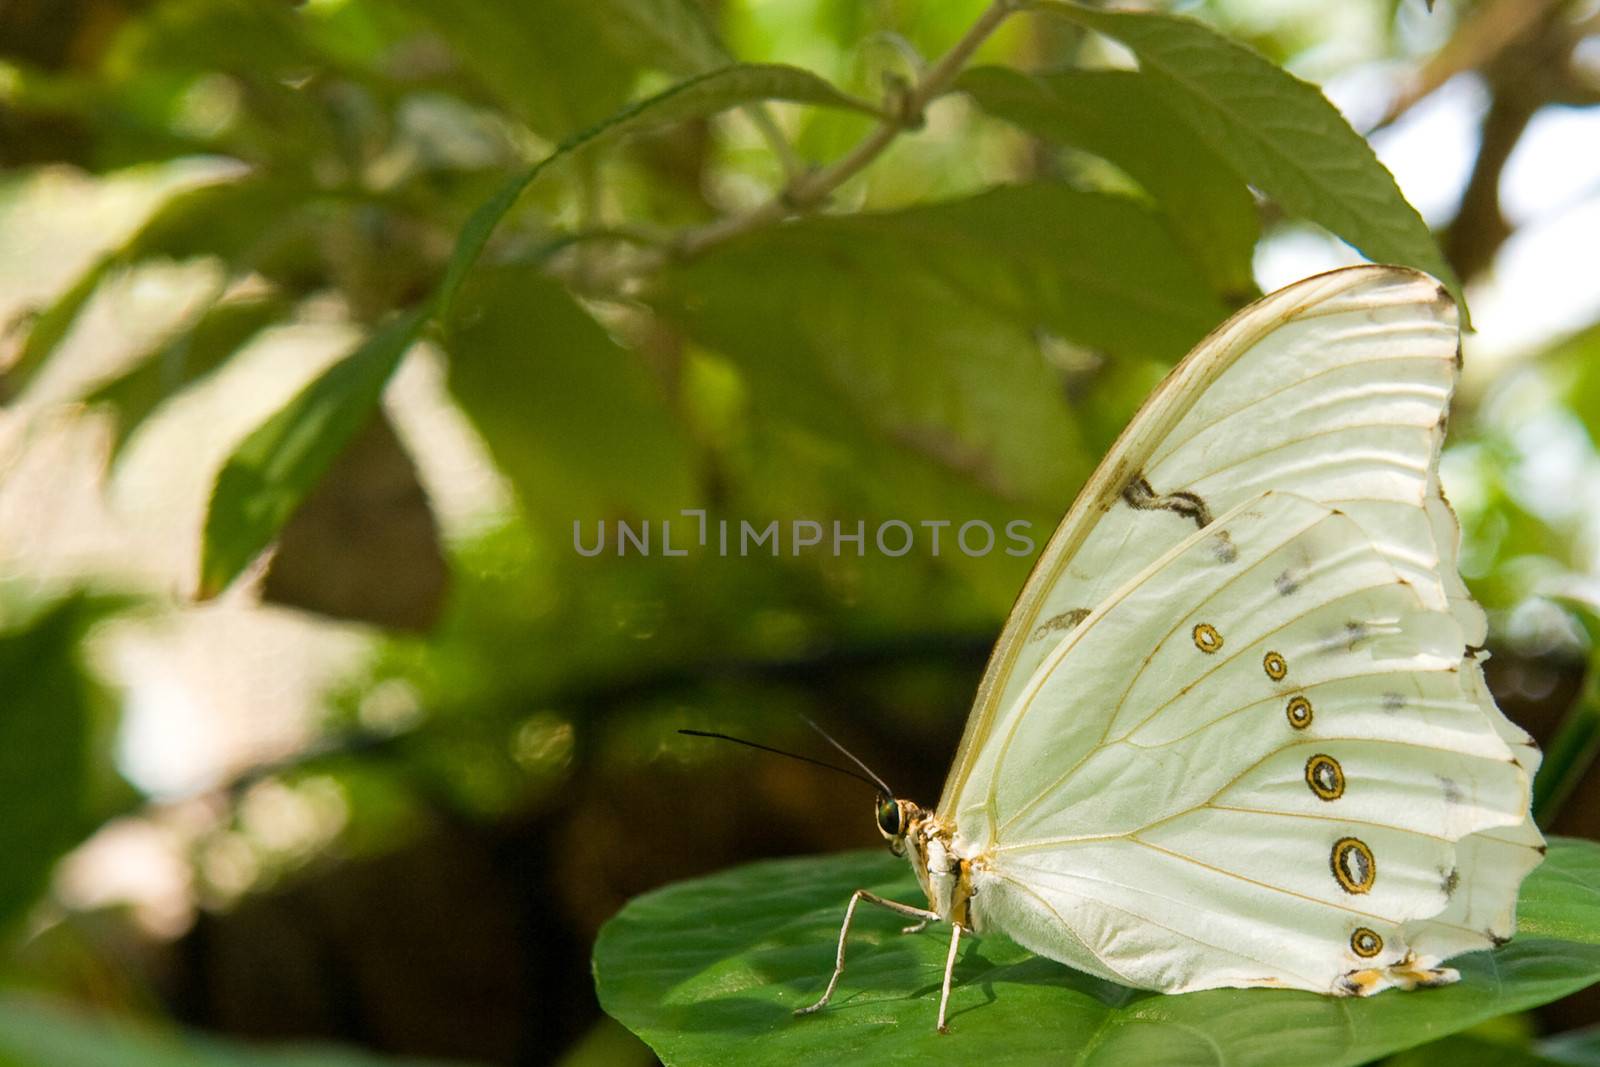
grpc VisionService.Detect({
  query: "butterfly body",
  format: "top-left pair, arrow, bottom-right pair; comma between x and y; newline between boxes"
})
797,266 -> 1543,1030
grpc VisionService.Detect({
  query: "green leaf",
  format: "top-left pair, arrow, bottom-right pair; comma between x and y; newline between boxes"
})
594,838 -> 1600,1067
2,260 -> 109,399
1030,1 -> 1465,319
390,0 -> 640,137
589,0 -> 732,74
1533,674 -> 1600,827
1534,597 -> 1600,825
1515,834 -> 1600,941
87,293 -> 290,459
438,62 -> 882,320
1541,319 -> 1600,447
0,600 -> 98,935
957,66 -> 1259,298
653,183 -> 1228,506
1541,1024 -> 1600,1066
200,63 -> 876,596
1384,1034 -> 1579,1067
445,266 -> 695,527
199,307 -> 424,599
1,171 -> 276,401
0,994 -> 475,1067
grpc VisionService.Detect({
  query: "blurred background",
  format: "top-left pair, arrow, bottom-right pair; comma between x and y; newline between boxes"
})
1,0 -> 1599,1063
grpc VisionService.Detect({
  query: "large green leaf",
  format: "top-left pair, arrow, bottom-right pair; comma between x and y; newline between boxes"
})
0,600 -> 99,935
595,837 -> 1600,1066
444,266 -> 696,526
1030,1 -> 1464,318
653,183 -> 1227,506
958,66 -> 1259,297
0,995 -> 474,1067
200,62 -> 873,596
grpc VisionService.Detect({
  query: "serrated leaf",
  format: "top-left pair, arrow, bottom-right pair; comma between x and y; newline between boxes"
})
444,266 -> 695,528
958,66 -> 1259,297
594,838 -> 1600,1067
1031,1 -> 1465,320
652,183 -> 1227,506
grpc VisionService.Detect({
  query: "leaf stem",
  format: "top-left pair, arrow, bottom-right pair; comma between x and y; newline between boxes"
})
743,103 -> 805,183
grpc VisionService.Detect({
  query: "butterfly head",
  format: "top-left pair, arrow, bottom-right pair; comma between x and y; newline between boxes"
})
875,795 -> 921,857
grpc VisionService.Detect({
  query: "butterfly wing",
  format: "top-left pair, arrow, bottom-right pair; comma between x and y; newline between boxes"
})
939,266 -> 1542,993
939,266 -> 1516,815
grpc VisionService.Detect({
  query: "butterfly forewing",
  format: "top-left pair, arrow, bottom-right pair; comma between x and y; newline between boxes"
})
940,267 -> 1472,817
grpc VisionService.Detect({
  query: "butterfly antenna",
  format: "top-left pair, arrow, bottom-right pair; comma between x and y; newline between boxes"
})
677,730 -> 884,792
797,714 -> 896,798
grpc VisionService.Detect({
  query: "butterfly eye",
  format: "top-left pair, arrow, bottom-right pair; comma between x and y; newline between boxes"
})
877,799 -> 903,837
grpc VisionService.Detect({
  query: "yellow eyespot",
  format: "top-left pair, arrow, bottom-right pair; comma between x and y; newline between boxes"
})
1286,696 -> 1313,729
1331,837 -> 1376,894
1263,650 -> 1288,681
1193,623 -> 1223,653
1350,927 -> 1383,959
1305,754 -> 1345,800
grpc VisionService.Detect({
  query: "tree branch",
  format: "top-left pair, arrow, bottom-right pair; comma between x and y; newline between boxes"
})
1371,0 -> 1557,134
584,0 -> 1021,286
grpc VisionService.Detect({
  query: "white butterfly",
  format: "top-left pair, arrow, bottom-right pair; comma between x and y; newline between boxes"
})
796,265 -> 1544,1032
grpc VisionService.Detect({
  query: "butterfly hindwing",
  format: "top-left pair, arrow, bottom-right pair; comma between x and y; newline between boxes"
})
956,490 -> 1529,992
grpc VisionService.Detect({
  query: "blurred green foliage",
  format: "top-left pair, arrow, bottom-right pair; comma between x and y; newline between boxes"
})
0,0 -> 1598,1064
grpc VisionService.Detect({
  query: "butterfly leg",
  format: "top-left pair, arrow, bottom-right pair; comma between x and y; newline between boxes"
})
901,919 -> 930,934
795,891 -> 941,1018
936,922 -> 963,1034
